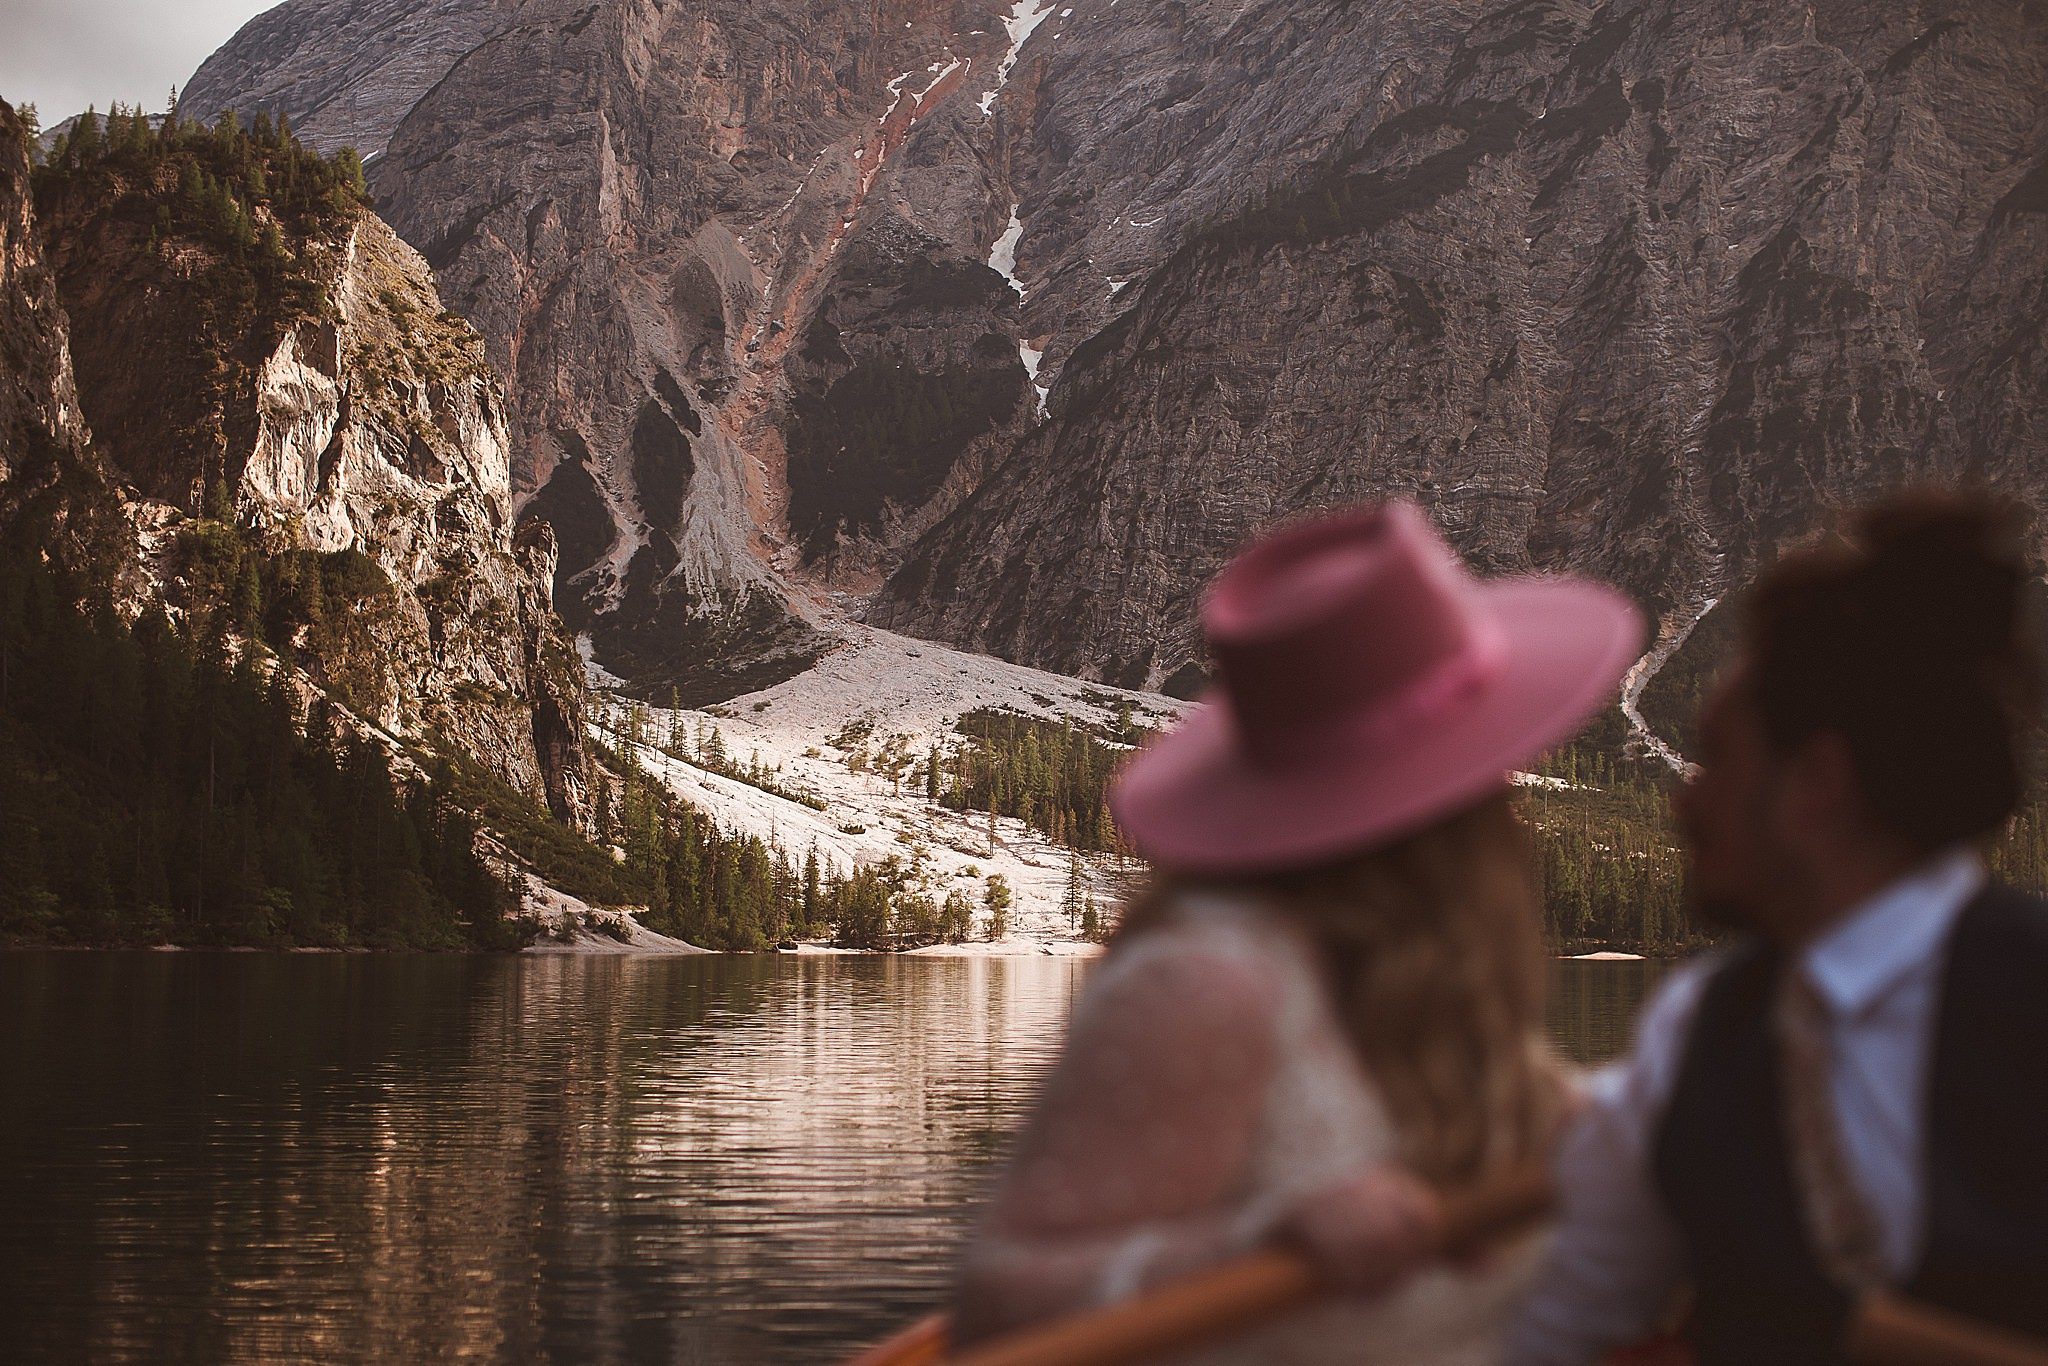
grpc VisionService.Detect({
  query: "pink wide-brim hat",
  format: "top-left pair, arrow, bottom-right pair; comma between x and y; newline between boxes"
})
1111,502 -> 1644,875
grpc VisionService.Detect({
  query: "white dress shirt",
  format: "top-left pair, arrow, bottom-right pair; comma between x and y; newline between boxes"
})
1505,849 -> 1988,1364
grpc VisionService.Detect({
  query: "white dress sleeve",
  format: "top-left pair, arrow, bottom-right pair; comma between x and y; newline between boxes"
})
952,910 -> 1295,1341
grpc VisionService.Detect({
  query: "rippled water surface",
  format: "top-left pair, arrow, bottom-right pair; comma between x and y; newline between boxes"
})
0,951 -> 1671,1364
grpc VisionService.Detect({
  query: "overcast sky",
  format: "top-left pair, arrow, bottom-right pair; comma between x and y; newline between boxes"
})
1,0 -> 276,126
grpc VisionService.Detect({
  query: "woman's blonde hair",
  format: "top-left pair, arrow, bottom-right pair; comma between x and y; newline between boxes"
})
1119,792 -> 1565,1187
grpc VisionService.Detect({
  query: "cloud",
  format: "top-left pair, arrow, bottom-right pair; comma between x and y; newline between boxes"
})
0,0 -> 275,124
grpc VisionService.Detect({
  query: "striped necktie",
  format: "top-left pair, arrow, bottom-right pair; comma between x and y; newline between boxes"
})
1774,964 -> 1889,1290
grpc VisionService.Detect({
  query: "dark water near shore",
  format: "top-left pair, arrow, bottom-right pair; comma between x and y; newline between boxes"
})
0,952 -> 1673,1364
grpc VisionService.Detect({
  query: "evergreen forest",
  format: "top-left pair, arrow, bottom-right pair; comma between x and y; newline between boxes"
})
34,99 -> 369,275
933,708 -> 1130,856
0,546 -> 516,949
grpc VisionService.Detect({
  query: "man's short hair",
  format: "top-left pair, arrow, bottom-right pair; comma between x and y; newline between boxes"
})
1747,493 -> 2040,852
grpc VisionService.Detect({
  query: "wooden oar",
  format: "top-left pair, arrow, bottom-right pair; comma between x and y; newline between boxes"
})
943,1160 -> 1555,1366
1847,1295 -> 2048,1366
853,1296 -> 2048,1366
845,1314 -> 950,1366
846,1168 -> 2048,1366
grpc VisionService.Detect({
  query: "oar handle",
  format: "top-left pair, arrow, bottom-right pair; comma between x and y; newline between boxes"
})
949,1249 -> 1316,1366
1434,1160 -> 1556,1255
949,1160 -> 1555,1366
845,1314 -> 950,1366
1850,1294 -> 2048,1366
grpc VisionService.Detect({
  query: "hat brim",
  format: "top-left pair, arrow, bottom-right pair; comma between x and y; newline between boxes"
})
1111,579 -> 1645,875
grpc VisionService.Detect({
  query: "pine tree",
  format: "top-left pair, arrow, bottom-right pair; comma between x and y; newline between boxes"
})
940,889 -> 973,944
801,845 -> 821,933
0,545 -> 512,949
233,559 -> 264,636
121,104 -> 152,155
72,106 -> 102,163
831,866 -> 892,949
1060,852 -> 1086,934
896,890 -> 941,947
983,874 -> 1012,941
334,147 -> 368,200
203,476 -> 238,529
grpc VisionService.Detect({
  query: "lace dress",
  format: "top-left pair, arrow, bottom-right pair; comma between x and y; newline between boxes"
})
959,892 -> 1548,1365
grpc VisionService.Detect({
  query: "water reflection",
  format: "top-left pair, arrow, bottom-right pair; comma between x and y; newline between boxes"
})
1547,958 -> 1677,1065
0,952 -> 1666,1364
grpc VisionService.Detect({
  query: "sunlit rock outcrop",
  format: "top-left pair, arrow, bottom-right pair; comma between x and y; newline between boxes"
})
6,100 -> 591,824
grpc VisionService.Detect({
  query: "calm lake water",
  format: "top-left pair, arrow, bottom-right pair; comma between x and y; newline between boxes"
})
0,952 -> 1673,1365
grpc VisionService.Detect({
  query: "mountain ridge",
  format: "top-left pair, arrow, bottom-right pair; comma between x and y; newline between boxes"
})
170,0 -> 2048,702
6,99 -> 594,827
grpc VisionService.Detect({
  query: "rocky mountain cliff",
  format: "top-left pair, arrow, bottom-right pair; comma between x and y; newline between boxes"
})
0,112 -> 87,478
0,106 -> 133,583
880,0 -> 2048,688
362,0 -> 1044,700
180,0 -> 527,158
3,102 -> 591,824
179,0 -> 2048,697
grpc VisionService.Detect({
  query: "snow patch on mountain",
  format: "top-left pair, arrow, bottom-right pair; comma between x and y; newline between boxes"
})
917,58 -> 964,101
988,206 -> 1027,298
1511,772 -> 1586,793
979,0 -> 1057,115
1019,342 -> 1049,417
588,626 -> 1186,947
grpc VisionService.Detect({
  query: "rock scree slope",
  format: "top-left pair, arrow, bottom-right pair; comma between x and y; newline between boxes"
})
176,0 -> 2048,698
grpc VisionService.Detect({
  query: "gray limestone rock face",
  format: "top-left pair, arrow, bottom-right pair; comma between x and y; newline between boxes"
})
0,100 -> 136,584
182,0 -> 2048,696
19,129 -> 592,825
874,0 -> 2048,689
0,106 -> 87,475
181,0 -> 1040,693
180,0 -> 527,157
363,0 -> 1029,694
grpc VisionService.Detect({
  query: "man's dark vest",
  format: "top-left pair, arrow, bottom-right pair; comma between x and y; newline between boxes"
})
1650,884 -> 2048,1365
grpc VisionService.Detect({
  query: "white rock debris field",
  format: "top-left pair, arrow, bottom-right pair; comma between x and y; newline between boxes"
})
585,624 -> 1186,953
